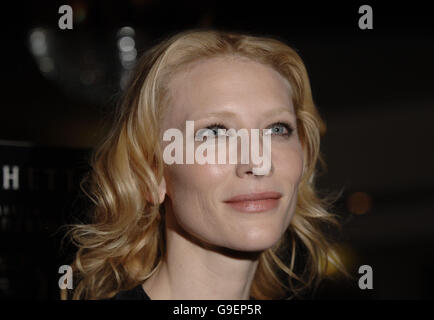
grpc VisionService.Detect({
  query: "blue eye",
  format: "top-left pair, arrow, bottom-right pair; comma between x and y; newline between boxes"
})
207,124 -> 227,136
195,122 -> 293,139
195,123 -> 227,139
269,122 -> 293,136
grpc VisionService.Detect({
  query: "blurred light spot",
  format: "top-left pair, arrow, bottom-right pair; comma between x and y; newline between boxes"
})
121,49 -> 137,62
120,72 -> 132,91
39,57 -> 55,74
118,36 -> 135,52
117,26 -> 135,38
29,29 -> 47,56
117,26 -> 137,88
347,191 -> 373,215
28,28 -> 57,78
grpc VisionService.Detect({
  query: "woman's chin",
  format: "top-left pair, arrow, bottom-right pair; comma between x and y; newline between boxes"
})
224,232 -> 283,253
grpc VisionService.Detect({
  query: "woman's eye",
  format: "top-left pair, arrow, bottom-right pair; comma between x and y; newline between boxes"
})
195,122 -> 293,139
268,122 -> 293,136
195,123 -> 227,139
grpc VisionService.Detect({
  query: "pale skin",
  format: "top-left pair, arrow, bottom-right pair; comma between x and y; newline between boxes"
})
142,56 -> 304,300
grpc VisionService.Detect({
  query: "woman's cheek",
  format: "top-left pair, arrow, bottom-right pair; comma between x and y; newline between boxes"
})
273,145 -> 303,180
165,163 -> 229,197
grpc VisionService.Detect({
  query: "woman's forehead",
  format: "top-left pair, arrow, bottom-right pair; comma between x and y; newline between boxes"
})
163,57 -> 294,125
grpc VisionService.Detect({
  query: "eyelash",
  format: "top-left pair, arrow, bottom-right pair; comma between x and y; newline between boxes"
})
202,122 -> 294,137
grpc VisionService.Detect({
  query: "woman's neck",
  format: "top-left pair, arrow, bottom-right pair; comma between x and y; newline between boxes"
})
142,214 -> 260,300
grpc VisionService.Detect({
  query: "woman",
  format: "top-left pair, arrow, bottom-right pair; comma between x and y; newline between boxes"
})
61,29 -> 347,300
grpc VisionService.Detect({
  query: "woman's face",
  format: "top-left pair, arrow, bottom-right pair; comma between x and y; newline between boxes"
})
160,56 -> 304,252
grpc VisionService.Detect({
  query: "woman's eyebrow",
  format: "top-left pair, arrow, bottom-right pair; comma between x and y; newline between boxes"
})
197,110 -> 237,119
190,107 -> 295,120
263,107 -> 295,118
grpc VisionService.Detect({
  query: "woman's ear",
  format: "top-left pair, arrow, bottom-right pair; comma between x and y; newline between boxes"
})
158,177 -> 167,204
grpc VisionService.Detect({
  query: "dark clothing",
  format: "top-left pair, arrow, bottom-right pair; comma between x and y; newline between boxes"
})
110,284 -> 151,300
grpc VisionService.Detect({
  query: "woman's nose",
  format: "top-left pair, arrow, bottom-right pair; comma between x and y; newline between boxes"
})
235,152 -> 274,178
233,129 -> 273,177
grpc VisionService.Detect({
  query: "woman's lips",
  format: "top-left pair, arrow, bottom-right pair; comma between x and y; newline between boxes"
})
224,192 -> 282,213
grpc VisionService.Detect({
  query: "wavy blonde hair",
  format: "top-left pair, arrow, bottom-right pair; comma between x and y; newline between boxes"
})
61,29 -> 348,300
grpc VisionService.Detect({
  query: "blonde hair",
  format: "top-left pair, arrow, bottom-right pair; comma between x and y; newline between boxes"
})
61,29 -> 348,300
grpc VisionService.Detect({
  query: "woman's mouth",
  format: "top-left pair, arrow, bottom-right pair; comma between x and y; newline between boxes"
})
223,192 -> 282,213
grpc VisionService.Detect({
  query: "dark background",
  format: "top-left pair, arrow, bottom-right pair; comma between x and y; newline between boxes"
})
0,1 -> 433,299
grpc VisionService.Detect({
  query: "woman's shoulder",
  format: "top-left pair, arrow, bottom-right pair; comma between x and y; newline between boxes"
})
109,284 -> 151,300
